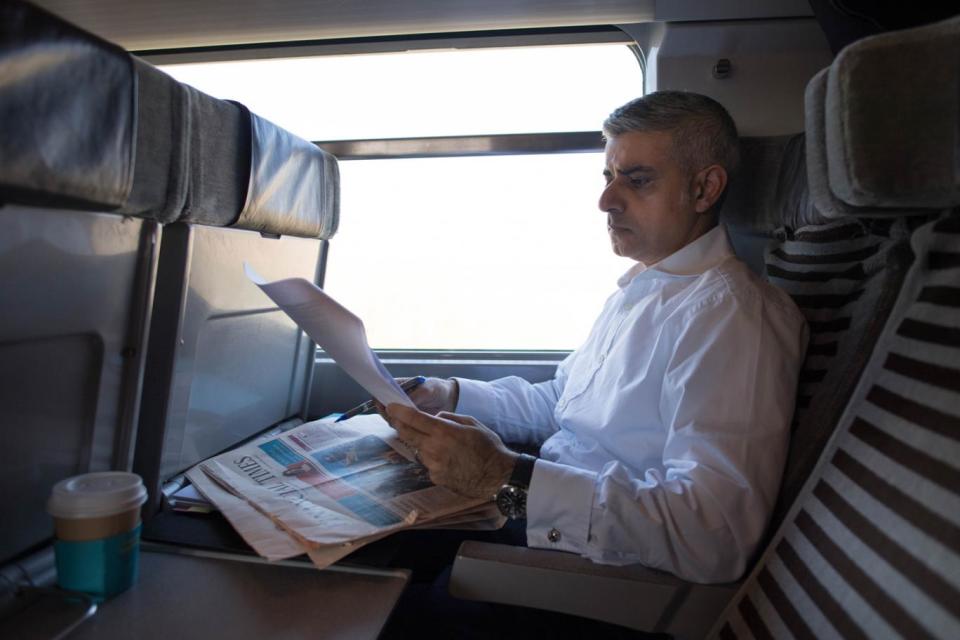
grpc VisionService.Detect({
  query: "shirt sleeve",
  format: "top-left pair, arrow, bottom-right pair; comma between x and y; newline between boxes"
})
452,353 -> 573,446
525,291 -> 807,583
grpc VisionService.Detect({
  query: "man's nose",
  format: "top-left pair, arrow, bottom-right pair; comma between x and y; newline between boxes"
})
598,180 -> 622,214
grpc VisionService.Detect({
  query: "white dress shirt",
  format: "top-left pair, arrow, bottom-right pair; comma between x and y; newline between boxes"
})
455,225 -> 808,583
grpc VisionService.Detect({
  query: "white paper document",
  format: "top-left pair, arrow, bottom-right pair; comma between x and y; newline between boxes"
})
244,264 -> 412,408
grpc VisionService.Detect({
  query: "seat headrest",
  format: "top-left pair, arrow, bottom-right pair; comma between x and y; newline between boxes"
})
234,113 -> 340,239
176,94 -> 340,239
0,0 -> 135,210
806,15 -> 960,217
144,73 -> 339,239
722,134 -> 829,233
0,2 -> 339,239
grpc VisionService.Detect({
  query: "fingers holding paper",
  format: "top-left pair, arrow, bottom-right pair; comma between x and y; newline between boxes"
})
373,376 -> 459,420
406,377 -> 459,415
385,404 -> 517,500
375,377 -> 459,417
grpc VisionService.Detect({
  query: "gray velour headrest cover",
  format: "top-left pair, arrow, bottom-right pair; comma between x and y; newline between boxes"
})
805,69 -> 853,218
116,59 -> 190,222
234,113 -> 339,239
824,15 -> 960,211
724,135 -> 828,232
178,88 -> 251,227
0,0 -> 135,210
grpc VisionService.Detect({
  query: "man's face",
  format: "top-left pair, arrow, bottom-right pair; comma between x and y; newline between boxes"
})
599,130 -> 706,265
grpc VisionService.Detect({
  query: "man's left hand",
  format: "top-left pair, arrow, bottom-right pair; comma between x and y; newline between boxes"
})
385,404 -> 518,499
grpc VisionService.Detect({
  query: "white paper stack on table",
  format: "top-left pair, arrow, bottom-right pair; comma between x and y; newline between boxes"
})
184,266 -> 504,569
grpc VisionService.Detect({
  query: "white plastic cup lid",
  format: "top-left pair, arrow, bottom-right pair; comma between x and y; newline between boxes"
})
47,472 -> 148,519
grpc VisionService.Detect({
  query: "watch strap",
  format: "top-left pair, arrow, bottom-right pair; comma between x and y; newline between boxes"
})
508,453 -> 537,489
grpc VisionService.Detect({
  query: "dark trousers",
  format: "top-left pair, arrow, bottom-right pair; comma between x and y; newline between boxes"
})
365,520 -> 662,639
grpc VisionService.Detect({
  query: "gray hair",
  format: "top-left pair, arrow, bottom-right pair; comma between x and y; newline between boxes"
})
603,91 -> 740,178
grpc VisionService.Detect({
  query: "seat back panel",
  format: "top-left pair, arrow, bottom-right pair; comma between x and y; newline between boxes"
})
0,206 -> 154,564
135,224 -> 323,492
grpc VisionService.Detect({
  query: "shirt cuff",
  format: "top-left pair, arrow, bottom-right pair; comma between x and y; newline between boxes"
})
526,458 -> 596,554
452,377 -> 498,424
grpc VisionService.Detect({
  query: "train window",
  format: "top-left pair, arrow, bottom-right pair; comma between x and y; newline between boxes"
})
161,44 -> 639,140
161,43 -> 640,349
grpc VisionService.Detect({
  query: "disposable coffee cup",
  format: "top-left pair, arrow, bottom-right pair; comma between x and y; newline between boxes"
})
47,472 -> 148,601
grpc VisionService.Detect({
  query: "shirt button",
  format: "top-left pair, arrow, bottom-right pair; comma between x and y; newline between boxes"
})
598,354 -> 605,364
548,528 -> 562,543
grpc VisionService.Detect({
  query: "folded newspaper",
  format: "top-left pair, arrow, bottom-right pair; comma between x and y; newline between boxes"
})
185,267 -> 504,568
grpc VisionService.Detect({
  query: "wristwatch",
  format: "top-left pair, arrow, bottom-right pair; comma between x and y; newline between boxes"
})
495,453 -> 537,519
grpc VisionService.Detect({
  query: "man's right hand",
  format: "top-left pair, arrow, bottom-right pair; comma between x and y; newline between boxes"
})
403,377 -> 459,415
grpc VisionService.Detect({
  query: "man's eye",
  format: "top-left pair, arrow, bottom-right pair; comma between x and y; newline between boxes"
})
630,177 -> 650,188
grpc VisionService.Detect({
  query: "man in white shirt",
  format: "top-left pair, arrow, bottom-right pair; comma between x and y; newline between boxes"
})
385,91 -> 808,584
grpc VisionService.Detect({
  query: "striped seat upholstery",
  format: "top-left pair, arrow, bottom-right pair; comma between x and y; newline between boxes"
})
769,218 -> 906,418
728,134 -> 919,534
766,217 -> 916,530
716,212 -> 960,639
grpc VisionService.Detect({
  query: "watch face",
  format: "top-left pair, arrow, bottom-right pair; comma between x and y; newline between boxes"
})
495,484 -> 526,519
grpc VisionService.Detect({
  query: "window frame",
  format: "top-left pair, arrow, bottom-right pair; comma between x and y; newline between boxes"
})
315,131 -> 605,160
146,28 -> 643,416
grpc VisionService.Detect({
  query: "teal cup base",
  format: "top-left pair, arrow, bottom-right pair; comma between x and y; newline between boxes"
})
54,523 -> 142,602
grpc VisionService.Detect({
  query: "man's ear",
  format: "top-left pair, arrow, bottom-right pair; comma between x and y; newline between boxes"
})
693,164 -> 728,214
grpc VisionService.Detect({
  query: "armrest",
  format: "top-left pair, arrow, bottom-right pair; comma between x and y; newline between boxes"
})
449,541 -> 738,639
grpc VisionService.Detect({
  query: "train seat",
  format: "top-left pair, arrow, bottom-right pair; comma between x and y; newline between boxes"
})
130,57 -> 340,514
0,0 -> 172,571
714,14 -> 960,638
1,1 -> 349,634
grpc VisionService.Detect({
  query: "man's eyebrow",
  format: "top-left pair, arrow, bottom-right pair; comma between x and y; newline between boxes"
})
603,165 -> 655,176
620,165 -> 655,175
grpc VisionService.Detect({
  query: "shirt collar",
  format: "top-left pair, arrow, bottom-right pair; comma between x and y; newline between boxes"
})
616,224 -> 735,288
